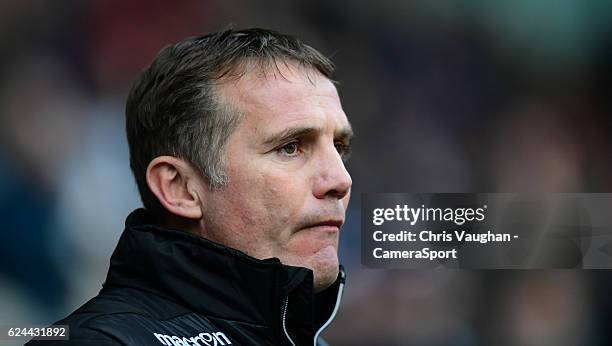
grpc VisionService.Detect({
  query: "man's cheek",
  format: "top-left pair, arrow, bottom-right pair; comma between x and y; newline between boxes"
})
261,174 -> 301,212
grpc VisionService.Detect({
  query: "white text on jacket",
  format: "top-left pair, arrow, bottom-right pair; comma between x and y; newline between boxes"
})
153,331 -> 232,346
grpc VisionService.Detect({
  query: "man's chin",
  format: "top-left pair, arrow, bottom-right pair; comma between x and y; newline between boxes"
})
310,246 -> 340,293
313,265 -> 339,293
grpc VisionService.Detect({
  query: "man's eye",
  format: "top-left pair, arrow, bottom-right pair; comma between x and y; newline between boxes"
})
335,142 -> 352,161
278,142 -> 300,156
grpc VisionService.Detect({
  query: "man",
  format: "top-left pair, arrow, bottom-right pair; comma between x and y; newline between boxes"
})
28,28 -> 352,345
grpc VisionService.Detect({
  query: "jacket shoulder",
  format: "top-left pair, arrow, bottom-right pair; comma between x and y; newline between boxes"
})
25,311 -> 122,345
26,286 -> 191,345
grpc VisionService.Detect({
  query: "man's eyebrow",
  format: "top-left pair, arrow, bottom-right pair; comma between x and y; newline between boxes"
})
335,125 -> 354,142
263,123 -> 354,146
263,126 -> 321,146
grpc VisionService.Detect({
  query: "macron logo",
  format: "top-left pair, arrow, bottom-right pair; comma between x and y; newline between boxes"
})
153,331 -> 232,346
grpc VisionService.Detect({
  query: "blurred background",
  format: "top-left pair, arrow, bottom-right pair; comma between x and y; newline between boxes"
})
1,0 -> 611,345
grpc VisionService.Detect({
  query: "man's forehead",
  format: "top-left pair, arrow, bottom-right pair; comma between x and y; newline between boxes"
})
216,61 -> 350,140
218,61 -> 341,110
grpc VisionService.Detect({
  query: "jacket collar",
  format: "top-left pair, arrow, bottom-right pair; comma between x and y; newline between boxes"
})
104,209 -> 345,342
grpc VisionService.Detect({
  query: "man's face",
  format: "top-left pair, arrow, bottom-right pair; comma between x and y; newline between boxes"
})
198,63 -> 352,292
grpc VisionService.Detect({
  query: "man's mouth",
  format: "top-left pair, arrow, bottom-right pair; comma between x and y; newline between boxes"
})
301,220 -> 343,232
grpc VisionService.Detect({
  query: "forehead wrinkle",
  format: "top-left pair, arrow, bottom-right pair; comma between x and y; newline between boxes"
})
221,84 -> 341,129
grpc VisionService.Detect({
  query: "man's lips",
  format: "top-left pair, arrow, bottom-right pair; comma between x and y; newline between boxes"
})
300,220 -> 343,232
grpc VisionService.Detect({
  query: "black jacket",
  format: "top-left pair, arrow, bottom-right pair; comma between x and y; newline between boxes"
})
27,209 -> 345,345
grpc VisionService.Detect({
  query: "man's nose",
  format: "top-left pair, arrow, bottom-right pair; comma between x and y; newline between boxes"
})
313,146 -> 352,200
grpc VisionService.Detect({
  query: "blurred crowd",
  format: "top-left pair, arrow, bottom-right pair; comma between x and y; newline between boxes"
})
1,1 -> 611,345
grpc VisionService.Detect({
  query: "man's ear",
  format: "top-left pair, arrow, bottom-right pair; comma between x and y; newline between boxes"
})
146,156 -> 203,220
